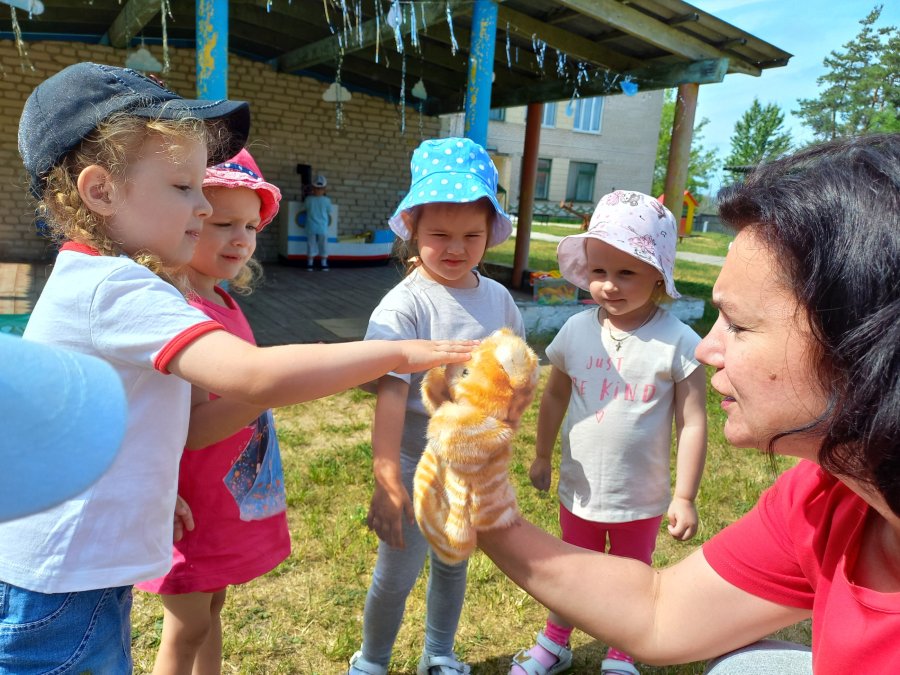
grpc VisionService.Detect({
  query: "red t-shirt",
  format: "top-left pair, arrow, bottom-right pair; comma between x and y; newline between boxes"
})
703,461 -> 900,673
137,286 -> 290,594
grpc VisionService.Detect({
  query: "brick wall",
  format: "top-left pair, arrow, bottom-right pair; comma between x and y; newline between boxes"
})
0,41 -> 440,262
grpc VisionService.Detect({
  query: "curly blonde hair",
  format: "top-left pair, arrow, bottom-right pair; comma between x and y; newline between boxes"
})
39,112 -> 228,288
226,257 -> 263,295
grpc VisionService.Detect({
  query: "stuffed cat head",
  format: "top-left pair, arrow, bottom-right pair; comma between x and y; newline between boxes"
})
421,328 -> 539,428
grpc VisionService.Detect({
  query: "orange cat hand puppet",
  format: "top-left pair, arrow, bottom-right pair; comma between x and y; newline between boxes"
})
413,328 -> 539,564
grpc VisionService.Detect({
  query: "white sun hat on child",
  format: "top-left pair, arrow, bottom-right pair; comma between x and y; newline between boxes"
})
389,137 -> 513,247
557,190 -> 681,298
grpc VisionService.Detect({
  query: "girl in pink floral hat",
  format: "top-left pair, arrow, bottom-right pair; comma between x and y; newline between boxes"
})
510,190 -> 708,675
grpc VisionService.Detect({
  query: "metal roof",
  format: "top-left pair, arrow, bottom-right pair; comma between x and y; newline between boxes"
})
6,0 -> 791,113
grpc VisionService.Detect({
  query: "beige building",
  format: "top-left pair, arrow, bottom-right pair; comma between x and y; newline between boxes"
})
443,90 -> 664,218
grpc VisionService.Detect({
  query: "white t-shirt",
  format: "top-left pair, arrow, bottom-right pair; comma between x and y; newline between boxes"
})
365,269 -> 525,457
546,306 -> 701,522
0,247 -> 221,592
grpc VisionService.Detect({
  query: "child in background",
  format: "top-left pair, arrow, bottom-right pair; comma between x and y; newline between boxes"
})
0,62 -> 473,673
306,173 -> 332,270
510,191 -> 707,675
136,148 -> 288,674
348,138 -> 525,675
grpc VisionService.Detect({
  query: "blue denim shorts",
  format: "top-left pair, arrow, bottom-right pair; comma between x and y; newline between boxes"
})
0,582 -> 133,674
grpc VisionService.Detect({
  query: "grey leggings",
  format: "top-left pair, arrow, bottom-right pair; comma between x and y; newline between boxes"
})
704,640 -> 812,674
359,452 -> 468,667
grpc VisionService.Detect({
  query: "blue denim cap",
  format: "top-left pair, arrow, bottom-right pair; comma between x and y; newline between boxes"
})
19,62 -> 251,198
0,334 -> 127,522
389,137 -> 513,247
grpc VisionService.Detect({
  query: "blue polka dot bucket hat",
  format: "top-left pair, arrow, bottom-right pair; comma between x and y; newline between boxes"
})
389,137 -> 513,247
557,190 -> 681,298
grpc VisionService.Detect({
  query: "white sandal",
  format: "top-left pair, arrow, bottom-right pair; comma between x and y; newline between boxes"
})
348,650 -> 388,675
509,630 -> 573,675
417,652 -> 471,675
600,657 -> 640,675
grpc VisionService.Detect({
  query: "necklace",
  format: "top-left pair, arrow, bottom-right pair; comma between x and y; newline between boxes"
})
603,307 -> 657,352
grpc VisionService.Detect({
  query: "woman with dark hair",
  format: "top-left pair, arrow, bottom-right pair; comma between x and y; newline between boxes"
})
479,134 -> 900,674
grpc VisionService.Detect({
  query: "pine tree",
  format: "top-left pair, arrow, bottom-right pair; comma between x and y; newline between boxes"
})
795,5 -> 900,140
724,98 -> 792,177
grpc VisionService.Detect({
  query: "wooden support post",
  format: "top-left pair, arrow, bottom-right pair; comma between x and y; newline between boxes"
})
511,102 -> 543,290
663,82 -> 699,231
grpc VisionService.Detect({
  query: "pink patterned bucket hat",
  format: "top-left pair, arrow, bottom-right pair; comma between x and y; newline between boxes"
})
389,137 -> 513,247
203,148 -> 282,230
556,190 -> 680,298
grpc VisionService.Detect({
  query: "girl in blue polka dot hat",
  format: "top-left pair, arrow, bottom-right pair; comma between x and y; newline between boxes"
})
348,137 -> 524,675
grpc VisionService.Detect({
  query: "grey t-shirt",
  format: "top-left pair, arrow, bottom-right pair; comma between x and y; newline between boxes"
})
365,269 -> 525,457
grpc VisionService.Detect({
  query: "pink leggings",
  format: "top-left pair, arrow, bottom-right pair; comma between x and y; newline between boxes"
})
559,503 -> 662,564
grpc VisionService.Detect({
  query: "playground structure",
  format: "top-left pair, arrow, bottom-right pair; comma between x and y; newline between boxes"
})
657,190 -> 699,239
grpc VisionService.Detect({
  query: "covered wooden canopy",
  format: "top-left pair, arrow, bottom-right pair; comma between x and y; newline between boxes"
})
8,0 -> 791,113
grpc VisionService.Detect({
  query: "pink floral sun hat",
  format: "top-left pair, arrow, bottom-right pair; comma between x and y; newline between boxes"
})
556,190 -> 681,298
203,148 -> 282,230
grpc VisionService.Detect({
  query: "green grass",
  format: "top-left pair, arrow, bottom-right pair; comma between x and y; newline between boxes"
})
676,231 -> 733,257
130,255 -> 811,674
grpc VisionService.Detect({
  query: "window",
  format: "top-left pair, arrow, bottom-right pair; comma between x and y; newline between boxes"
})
573,96 -> 603,133
542,103 -> 557,128
566,162 -> 596,202
489,108 -> 506,121
535,158 -> 551,200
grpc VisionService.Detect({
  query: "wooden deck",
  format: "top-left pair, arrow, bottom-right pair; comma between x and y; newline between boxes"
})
0,260 -> 532,344
0,261 -> 52,316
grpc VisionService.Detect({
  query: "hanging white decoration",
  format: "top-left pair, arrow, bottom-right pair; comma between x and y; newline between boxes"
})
445,1 -> 458,55
411,78 -> 427,100
388,0 -> 403,54
322,81 -> 352,102
9,5 -> 35,71
125,43 -> 163,72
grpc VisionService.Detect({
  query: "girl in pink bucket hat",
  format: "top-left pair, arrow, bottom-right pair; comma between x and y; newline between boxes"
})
136,147 -> 291,674
510,190 -> 708,675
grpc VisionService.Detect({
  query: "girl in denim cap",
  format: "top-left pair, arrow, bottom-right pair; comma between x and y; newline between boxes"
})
136,148 -> 291,674
0,63 -> 473,674
348,137 -> 525,675
509,191 -> 707,675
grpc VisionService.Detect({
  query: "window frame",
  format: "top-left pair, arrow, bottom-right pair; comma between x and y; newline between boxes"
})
566,161 -> 597,202
572,97 -> 603,133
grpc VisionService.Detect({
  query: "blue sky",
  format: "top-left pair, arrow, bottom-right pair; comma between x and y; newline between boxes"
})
688,0 -> 899,190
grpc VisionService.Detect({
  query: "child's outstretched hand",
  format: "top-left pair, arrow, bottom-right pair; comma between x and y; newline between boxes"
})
392,339 -> 477,374
173,494 -> 195,542
529,456 -> 552,492
666,496 -> 698,541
